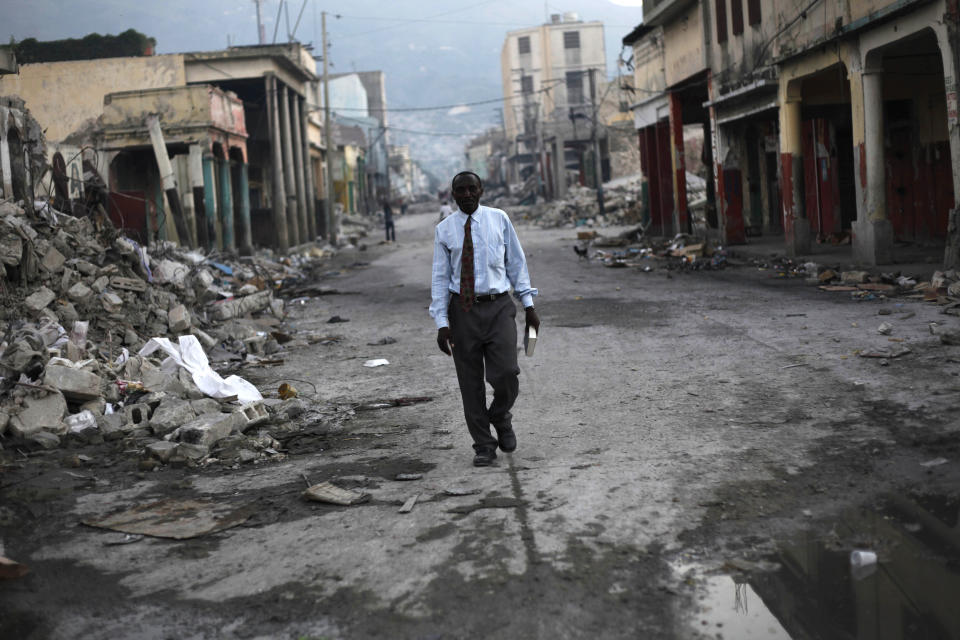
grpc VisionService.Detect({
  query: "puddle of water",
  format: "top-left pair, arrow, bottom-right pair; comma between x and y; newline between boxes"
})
681,491 -> 960,639
677,564 -> 790,639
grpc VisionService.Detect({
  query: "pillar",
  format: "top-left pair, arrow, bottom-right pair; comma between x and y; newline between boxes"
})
300,96 -> 317,240
202,154 -> 218,248
267,74 -> 289,251
238,161 -> 252,253
291,95 -> 309,242
668,91 -> 689,234
779,84 -> 811,256
188,145 -> 210,249
852,67 -> 893,265
218,156 -> 235,251
937,18 -> 960,268
280,85 -> 300,246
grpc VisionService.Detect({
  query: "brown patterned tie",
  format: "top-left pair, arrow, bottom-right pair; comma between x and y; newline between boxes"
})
460,215 -> 474,312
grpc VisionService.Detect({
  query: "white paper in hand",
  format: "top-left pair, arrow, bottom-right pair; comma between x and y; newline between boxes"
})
524,326 -> 537,357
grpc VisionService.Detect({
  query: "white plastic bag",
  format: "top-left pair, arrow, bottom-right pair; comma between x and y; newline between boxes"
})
138,335 -> 262,403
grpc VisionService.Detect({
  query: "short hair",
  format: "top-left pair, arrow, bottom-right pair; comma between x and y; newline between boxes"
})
451,171 -> 482,190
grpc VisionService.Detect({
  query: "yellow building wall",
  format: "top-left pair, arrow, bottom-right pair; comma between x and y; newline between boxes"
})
0,55 -> 185,144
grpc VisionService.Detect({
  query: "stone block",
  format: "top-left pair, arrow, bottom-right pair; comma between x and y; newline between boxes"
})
80,397 -> 106,416
123,403 -> 152,426
176,412 -> 238,447
168,304 -> 191,333
41,246 -> 66,273
92,275 -> 109,292
98,412 -> 126,441
25,286 -> 56,313
234,401 -> 269,432
101,291 -> 123,313
67,282 -> 93,303
150,399 -> 197,437
8,391 -> 67,437
110,276 -> 146,293
190,398 -> 221,416
44,364 -> 102,401
72,259 -> 97,276
29,431 -> 60,449
175,442 -> 209,461
147,440 -> 179,463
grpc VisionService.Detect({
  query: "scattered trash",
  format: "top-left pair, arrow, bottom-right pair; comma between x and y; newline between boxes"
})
278,383 -> 299,399
327,315 -> 350,323
448,497 -> 525,514
920,457 -> 948,467
877,322 -> 893,335
395,473 -> 423,481
83,498 -> 251,539
849,548 -> 878,581
399,494 -> 420,513
444,487 -> 480,496
367,337 -> 397,346
103,533 -> 144,546
363,359 -> 390,368
0,555 -> 29,580
302,482 -> 370,506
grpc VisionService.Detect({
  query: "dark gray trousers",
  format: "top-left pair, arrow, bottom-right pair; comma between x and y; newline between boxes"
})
448,294 -> 520,452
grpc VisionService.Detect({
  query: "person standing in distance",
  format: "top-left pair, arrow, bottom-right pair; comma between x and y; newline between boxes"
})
383,200 -> 395,242
430,171 -> 540,466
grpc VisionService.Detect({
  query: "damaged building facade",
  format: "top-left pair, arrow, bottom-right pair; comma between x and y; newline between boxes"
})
0,43 -> 329,252
626,0 -> 960,268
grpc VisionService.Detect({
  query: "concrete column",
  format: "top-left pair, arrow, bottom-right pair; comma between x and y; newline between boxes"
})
668,92 -> 688,235
280,85 -> 300,246
778,84 -> 811,256
0,113 -> 12,201
291,95 -> 309,242
852,67 -> 893,265
267,74 -> 289,251
553,133 -> 567,199
937,20 -> 960,268
188,145 -> 210,249
238,162 -> 252,253
202,155 -> 218,249
300,96 -> 317,240
218,157 -> 235,251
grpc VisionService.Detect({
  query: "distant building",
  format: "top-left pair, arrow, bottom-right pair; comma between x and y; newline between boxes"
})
500,12 -> 610,200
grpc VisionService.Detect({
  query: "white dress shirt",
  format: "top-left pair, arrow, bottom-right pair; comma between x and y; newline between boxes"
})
430,205 -> 538,329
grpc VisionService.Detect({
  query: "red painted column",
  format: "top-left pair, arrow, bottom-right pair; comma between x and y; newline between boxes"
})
668,92 -> 688,234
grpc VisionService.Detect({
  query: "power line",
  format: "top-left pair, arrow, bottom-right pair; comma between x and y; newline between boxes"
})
336,0 -> 504,39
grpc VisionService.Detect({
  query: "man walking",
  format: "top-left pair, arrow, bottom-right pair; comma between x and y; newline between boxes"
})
383,200 -> 395,242
430,171 -> 540,466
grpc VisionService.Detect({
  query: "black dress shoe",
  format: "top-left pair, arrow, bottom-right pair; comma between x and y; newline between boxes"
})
495,426 -> 517,453
473,449 -> 497,467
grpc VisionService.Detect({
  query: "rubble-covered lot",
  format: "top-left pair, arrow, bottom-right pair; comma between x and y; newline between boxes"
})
2,207 -> 960,639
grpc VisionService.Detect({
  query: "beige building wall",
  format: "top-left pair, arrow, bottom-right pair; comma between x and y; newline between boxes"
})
663,2 -> 706,86
0,55 -> 185,144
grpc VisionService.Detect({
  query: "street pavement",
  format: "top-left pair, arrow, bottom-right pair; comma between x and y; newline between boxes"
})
3,203 -> 960,639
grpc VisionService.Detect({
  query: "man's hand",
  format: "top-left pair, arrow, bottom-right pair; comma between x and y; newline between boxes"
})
437,327 -> 454,356
525,306 -> 540,334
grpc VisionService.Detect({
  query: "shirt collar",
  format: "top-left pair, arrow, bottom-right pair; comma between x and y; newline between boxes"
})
456,205 -> 483,220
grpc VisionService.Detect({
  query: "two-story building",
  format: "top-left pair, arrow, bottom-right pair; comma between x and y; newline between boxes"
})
627,0 -> 960,268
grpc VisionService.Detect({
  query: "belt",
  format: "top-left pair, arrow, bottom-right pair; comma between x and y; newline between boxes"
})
452,291 -> 509,303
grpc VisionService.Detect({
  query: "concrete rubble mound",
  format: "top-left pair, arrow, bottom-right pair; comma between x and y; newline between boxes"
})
0,198 -> 337,467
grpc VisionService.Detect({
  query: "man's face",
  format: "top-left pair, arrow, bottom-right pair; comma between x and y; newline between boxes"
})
452,174 -> 483,214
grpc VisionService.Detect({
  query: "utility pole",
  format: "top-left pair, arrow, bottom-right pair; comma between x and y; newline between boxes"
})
253,0 -> 265,44
589,67 -> 605,216
322,10 -> 337,244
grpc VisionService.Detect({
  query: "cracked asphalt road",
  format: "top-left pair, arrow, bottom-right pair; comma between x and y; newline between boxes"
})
2,204 -> 960,639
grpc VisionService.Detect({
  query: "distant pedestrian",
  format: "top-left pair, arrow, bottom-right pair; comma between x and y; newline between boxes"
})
438,200 -> 453,223
383,201 -> 395,242
400,199 -> 408,216
430,171 -> 539,467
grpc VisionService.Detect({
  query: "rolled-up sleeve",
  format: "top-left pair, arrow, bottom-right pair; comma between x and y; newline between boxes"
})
430,227 -> 452,328
504,217 -> 538,308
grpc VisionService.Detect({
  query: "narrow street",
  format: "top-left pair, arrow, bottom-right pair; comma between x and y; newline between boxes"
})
3,204 -> 959,639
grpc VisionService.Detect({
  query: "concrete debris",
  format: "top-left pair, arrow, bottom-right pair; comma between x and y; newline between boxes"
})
302,482 -> 370,506
82,498 -> 251,539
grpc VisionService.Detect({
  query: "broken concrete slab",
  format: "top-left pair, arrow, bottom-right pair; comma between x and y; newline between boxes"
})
146,441 -> 179,463
302,482 -> 370,506
110,276 -> 147,292
43,364 -> 102,401
66,282 -> 93,303
190,398 -> 221,416
101,291 -> 123,313
28,430 -> 61,449
25,286 -> 56,313
149,399 -> 197,437
41,246 -> 66,273
168,304 -> 191,333
175,412 -> 239,447
210,290 -> 272,321
8,390 -> 67,437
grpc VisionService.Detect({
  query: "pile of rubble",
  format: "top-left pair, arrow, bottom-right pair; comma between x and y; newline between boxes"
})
0,198 -> 337,468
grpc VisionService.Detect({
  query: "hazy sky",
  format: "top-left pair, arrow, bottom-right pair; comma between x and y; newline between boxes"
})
4,0 -> 645,177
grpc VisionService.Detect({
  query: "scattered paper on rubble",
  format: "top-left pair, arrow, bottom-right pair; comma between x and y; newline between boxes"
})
139,335 -> 262,403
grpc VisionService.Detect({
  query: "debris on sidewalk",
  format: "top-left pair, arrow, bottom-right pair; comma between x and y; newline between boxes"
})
302,482 -> 370,506
399,494 -> 420,513
363,359 -> 390,368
